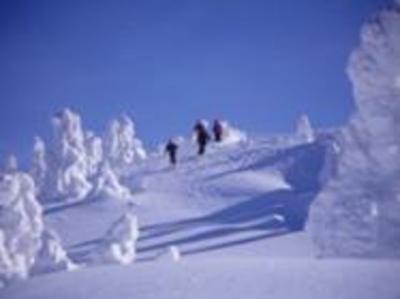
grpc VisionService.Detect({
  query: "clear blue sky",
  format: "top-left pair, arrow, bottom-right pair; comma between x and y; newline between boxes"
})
0,0 -> 390,165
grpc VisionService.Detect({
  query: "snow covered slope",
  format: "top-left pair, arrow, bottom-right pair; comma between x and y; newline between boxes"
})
1,130 -> 387,299
1,130 -> 399,299
45,136 -> 330,263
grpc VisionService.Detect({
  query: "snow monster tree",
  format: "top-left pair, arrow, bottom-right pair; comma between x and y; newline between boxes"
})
308,1 -> 400,257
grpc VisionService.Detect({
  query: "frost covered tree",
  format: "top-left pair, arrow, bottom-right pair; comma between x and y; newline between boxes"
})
104,115 -> 147,175
30,136 -> 47,197
0,171 -> 44,285
47,108 -> 93,200
84,131 -> 103,177
87,205 -> 139,265
295,114 -> 315,144
308,2 -> 400,258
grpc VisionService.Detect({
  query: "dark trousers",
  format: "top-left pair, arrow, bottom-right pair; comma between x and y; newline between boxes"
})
168,151 -> 177,165
198,143 -> 206,155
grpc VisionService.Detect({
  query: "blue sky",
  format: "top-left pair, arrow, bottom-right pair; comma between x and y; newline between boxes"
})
0,0 -> 390,165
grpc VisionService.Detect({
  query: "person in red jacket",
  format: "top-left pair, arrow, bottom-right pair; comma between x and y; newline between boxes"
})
212,119 -> 223,142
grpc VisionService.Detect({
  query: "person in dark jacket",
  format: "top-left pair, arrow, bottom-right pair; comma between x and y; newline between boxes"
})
165,139 -> 178,165
212,119 -> 223,142
193,120 -> 210,155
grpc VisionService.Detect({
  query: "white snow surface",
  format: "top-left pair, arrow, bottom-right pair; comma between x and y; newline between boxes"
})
2,129 -> 399,298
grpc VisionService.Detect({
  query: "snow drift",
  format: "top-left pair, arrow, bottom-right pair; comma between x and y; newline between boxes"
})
87,206 -> 139,265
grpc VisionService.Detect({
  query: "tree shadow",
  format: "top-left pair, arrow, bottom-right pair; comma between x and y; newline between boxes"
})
137,188 -> 317,258
43,197 -> 100,215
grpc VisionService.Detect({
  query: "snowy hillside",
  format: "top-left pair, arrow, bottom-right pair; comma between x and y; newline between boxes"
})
1,130 -> 399,299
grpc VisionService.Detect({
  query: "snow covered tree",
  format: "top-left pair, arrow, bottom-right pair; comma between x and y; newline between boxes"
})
0,171 -> 44,285
308,2 -> 400,258
87,205 -> 139,265
47,108 -> 93,200
296,114 -> 315,144
30,136 -> 47,197
84,131 -> 103,177
104,114 -> 147,175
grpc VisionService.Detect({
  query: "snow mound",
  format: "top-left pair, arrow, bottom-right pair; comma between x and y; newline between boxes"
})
156,246 -> 181,263
31,229 -> 77,275
308,2 -> 400,258
87,207 -> 139,265
219,121 -> 247,145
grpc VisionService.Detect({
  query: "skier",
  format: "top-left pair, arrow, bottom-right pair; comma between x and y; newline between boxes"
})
193,120 -> 210,155
165,139 -> 178,165
212,119 -> 223,142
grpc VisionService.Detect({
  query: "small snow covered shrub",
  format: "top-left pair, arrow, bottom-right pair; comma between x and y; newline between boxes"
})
0,171 -> 44,285
88,207 -> 139,265
308,1 -> 400,258
220,121 -> 247,145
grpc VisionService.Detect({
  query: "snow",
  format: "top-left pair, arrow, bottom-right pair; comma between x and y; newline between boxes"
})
2,258 -> 400,299
31,229 -> 77,275
219,121 -> 248,145
104,114 -> 147,176
308,1 -> 400,258
86,206 -> 139,265
47,108 -> 93,201
0,172 -> 44,284
90,162 -> 133,200
30,137 -> 47,197
295,114 -> 315,144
